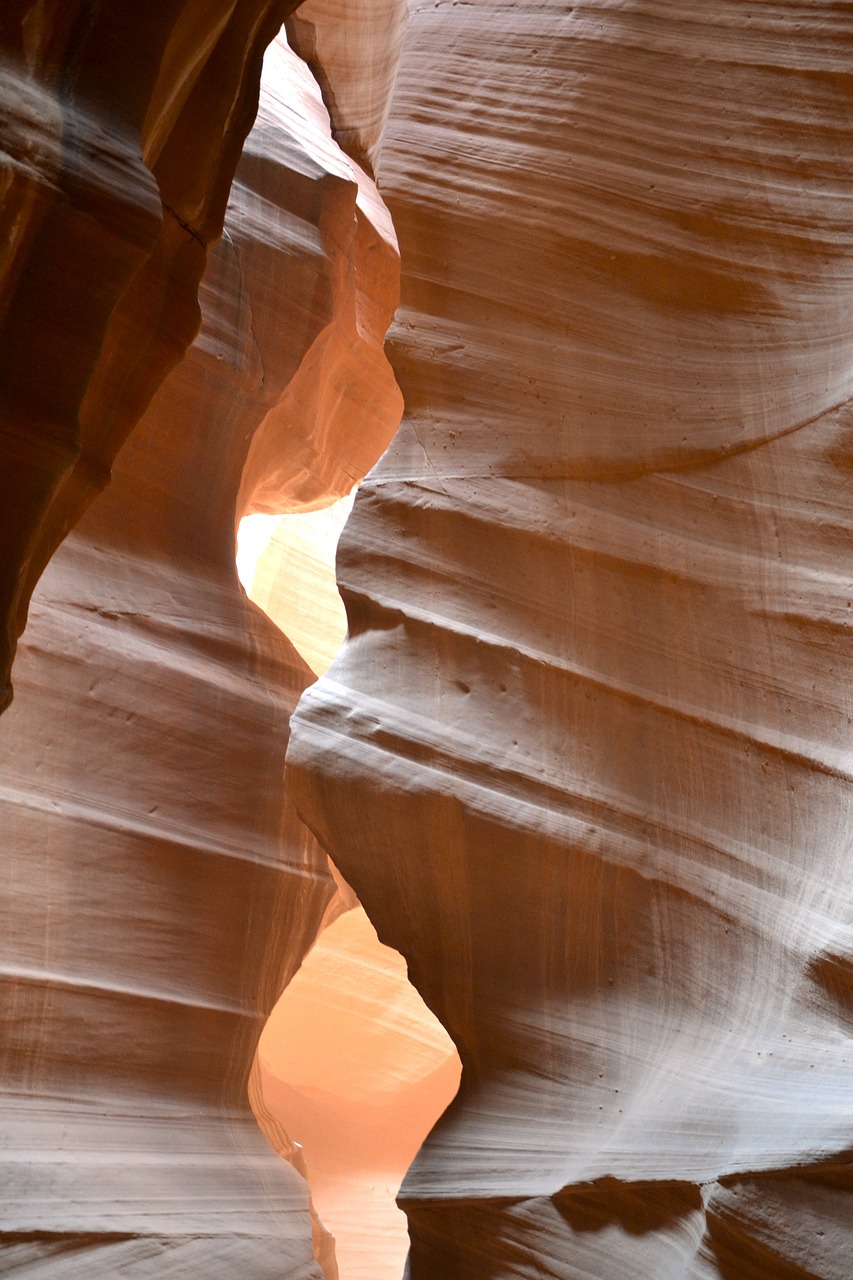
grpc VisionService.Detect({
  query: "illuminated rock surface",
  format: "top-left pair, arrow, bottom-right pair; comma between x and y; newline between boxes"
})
285,0 -> 409,174
2,2 -> 853,1278
258,906 -> 460,1280
238,478 -> 460,1280
288,3 -> 853,1276
239,498 -> 354,678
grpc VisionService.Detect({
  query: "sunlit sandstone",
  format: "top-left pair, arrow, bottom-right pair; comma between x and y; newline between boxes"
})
258,907 -> 460,1280
237,472 -> 460,1280
239,497 -> 354,678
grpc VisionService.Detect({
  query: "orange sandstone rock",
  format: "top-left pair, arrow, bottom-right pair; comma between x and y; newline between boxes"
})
4,3 -> 853,1278
258,905 -> 460,1280
0,0 -> 301,714
0,31 -> 400,1278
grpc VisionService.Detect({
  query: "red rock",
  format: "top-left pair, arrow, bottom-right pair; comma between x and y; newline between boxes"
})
3,3 -> 853,1277
0,0 -> 302,713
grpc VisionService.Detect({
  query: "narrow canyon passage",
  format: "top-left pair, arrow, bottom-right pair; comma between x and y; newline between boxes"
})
233,32 -> 461,1277
2,3 -> 853,1279
237,501 -> 460,1280
0,18 -> 459,1279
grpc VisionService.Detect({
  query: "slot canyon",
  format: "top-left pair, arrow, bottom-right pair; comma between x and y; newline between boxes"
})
1,2 -> 853,1278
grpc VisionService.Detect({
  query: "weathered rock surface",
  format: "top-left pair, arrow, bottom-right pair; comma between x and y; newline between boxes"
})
0,0 -> 302,714
5,1 -> 853,1277
0,31 -> 400,1278
288,3 -> 853,1276
285,0 -> 409,175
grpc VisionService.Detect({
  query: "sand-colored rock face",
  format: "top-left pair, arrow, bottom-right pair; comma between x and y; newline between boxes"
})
239,499 -> 355,677
285,0 -> 409,175
258,905 -> 461,1280
287,3 -> 853,1276
0,30 -> 401,1278
4,3 -> 853,1278
0,0 -> 301,714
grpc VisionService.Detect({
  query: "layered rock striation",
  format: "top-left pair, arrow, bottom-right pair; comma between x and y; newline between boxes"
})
0,0 -> 303,713
3,1 -> 853,1277
288,3 -> 853,1276
0,31 -> 400,1278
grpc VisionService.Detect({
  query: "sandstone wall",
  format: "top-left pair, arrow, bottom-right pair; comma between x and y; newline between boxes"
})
0,31 -> 400,1278
3,2 -> 853,1277
288,3 -> 853,1275
0,0 -> 301,713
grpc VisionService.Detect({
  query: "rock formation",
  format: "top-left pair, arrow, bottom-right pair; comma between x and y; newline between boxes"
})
285,0 -> 409,175
0,0 -> 303,714
2,1 -> 853,1278
287,2 -> 853,1276
0,30 -> 401,1278
257,903 -> 460,1280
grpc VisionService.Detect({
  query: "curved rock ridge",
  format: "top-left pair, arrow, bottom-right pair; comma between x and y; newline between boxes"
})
236,34 -> 403,517
0,0 -> 301,714
286,0 -> 409,175
0,29 -> 401,1279
287,2 -> 853,1276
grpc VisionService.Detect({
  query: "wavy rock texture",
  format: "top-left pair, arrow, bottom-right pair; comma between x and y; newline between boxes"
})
0,32 -> 400,1279
0,0 -> 302,714
285,0 -> 409,175
288,3 -> 853,1277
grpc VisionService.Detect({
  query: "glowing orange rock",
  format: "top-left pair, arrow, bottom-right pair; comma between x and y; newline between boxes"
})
258,907 -> 460,1280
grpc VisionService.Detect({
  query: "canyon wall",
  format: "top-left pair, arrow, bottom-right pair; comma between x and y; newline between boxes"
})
0,0 -> 303,713
0,31 -> 401,1278
2,2 -> 853,1278
288,2 -> 853,1277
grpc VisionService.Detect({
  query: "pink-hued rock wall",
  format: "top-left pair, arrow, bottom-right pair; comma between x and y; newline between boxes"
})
257,903 -> 460,1280
0,31 -> 400,1278
287,2 -> 853,1276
